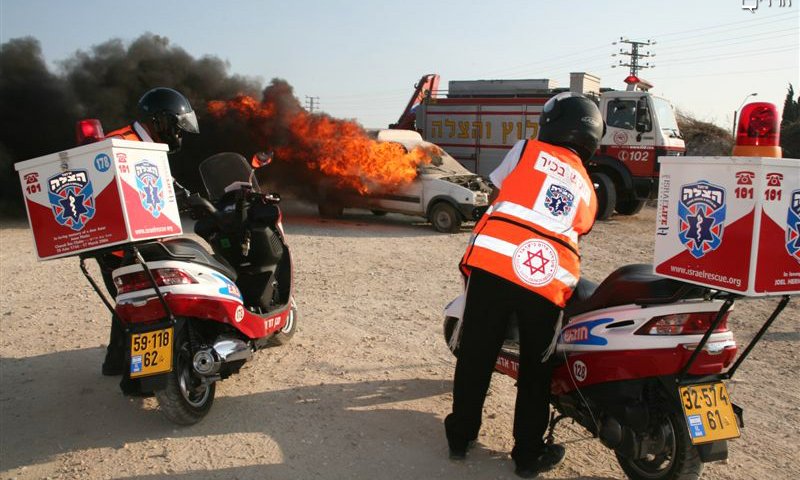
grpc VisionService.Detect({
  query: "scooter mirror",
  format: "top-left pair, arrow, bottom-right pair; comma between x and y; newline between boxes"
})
251,151 -> 273,169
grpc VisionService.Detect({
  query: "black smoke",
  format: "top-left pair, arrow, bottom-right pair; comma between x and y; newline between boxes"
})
0,33 -> 267,216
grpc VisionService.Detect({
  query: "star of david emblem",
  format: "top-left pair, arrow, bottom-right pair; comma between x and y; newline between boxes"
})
544,184 -> 575,217
522,249 -> 549,276
135,161 -> 164,219
678,181 -> 726,259
686,210 -> 715,246
58,191 -> 88,222
787,190 -> 800,262
512,239 -> 559,287
142,181 -> 160,209
47,169 -> 95,231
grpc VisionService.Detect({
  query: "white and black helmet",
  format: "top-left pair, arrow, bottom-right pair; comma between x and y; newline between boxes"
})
137,87 -> 199,153
538,92 -> 605,162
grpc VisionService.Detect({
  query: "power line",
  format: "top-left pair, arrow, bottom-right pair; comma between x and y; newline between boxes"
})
640,9 -> 796,39
656,64 -> 798,80
656,29 -> 798,56
657,44 -> 797,67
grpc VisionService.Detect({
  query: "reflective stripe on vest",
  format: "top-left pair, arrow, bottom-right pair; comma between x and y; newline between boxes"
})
471,234 -> 578,288
463,217 -> 581,307
461,139 -> 595,307
486,200 -> 580,244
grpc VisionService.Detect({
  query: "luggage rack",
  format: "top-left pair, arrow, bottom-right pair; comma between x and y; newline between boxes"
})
676,293 -> 792,384
78,243 -> 176,325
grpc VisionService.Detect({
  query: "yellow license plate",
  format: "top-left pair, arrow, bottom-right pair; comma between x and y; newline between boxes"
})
129,327 -> 173,378
679,382 -> 740,445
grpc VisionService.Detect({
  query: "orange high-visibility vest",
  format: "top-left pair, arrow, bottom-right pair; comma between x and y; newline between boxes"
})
105,123 -> 145,141
461,140 -> 597,307
104,123 -> 147,258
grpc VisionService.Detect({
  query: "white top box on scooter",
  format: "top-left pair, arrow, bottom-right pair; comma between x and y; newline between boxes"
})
15,138 -> 183,260
654,156 -> 800,296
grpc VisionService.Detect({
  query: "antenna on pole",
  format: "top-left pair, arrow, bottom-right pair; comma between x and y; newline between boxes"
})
611,38 -> 656,77
305,95 -> 320,113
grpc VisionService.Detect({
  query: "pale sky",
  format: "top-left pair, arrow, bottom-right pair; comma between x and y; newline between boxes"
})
1,0 -> 798,129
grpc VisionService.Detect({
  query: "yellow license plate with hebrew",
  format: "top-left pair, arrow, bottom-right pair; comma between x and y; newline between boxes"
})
129,327 -> 173,378
679,382 -> 740,445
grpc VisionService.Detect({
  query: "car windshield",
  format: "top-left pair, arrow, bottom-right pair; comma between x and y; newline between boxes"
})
418,143 -> 471,175
652,97 -> 680,132
199,152 -> 260,201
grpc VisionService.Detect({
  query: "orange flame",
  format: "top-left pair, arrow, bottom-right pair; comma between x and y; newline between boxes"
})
207,94 -> 430,194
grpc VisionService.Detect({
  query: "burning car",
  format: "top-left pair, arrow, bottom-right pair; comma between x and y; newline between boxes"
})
317,129 -> 491,232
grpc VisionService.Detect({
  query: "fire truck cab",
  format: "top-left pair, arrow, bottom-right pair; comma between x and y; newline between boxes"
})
397,73 -> 685,219
592,83 -> 685,217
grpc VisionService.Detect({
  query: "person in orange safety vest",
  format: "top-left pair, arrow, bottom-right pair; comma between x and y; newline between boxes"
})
445,92 -> 605,479
100,87 -> 199,378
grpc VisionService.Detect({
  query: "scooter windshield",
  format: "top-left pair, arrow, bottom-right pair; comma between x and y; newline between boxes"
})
199,152 -> 261,201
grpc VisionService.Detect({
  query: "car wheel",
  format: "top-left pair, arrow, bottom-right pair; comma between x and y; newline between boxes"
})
318,202 -> 343,218
429,202 -> 461,233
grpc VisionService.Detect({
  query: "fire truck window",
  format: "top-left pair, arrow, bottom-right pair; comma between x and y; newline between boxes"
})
607,100 -> 636,130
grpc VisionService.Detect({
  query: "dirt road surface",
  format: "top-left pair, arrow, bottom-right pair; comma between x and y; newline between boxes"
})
1,203 -> 798,479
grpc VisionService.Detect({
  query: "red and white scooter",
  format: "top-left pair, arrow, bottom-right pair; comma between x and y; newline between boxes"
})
83,152 -> 296,425
443,265 -> 791,480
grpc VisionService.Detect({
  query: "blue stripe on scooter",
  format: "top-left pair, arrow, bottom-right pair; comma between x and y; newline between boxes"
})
559,317 -> 614,346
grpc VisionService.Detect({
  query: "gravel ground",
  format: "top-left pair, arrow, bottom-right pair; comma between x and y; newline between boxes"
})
1,202 -> 798,480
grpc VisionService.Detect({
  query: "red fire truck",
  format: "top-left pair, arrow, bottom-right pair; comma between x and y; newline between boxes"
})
392,73 -> 685,219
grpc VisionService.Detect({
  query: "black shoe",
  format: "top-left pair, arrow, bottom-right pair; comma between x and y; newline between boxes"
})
102,350 -> 125,376
513,443 -> 565,479
448,439 -> 475,460
102,361 -> 124,376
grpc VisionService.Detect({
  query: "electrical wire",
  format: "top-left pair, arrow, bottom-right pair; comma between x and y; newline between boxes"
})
563,350 -> 601,434
658,44 -> 797,67
635,9 -> 797,40
657,29 -> 799,56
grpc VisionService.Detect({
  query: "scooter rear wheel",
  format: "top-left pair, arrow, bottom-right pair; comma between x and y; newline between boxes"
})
615,410 -> 702,480
155,331 -> 216,425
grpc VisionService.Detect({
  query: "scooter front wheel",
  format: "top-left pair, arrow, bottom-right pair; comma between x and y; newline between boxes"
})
267,299 -> 298,346
615,410 -> 702,480
155,331 -> 216,425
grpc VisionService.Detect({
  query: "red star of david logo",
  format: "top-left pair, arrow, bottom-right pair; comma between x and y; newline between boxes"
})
522,249 -> 549,276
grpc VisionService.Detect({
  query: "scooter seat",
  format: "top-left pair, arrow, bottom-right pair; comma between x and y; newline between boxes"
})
137,238 -> 238,281
565,264 -> 706,318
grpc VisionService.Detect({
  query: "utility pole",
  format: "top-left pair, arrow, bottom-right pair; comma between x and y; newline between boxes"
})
611,38 -> 656,77
305,96 -> 320,113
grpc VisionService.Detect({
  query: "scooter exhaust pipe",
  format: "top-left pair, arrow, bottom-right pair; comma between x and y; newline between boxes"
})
192,338 -> 253,376
213,338 -> 254,364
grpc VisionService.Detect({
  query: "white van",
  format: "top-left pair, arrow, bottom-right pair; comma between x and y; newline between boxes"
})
317,130 -> 492,232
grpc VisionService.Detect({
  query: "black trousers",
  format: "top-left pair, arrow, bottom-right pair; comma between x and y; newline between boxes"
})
446,268 -> 562,455
96,254 -> 125,362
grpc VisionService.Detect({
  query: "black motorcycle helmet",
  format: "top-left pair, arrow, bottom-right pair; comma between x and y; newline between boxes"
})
137,87 -> 199,153
538,92 -> 605,162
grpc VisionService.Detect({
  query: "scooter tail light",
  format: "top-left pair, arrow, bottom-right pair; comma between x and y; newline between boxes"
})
636,311 -> 730,336
114,268 -> 197,295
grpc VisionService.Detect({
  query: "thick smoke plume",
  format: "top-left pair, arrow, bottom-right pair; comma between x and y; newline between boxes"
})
1,34 -> 259,214
1,33 -> 427,216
